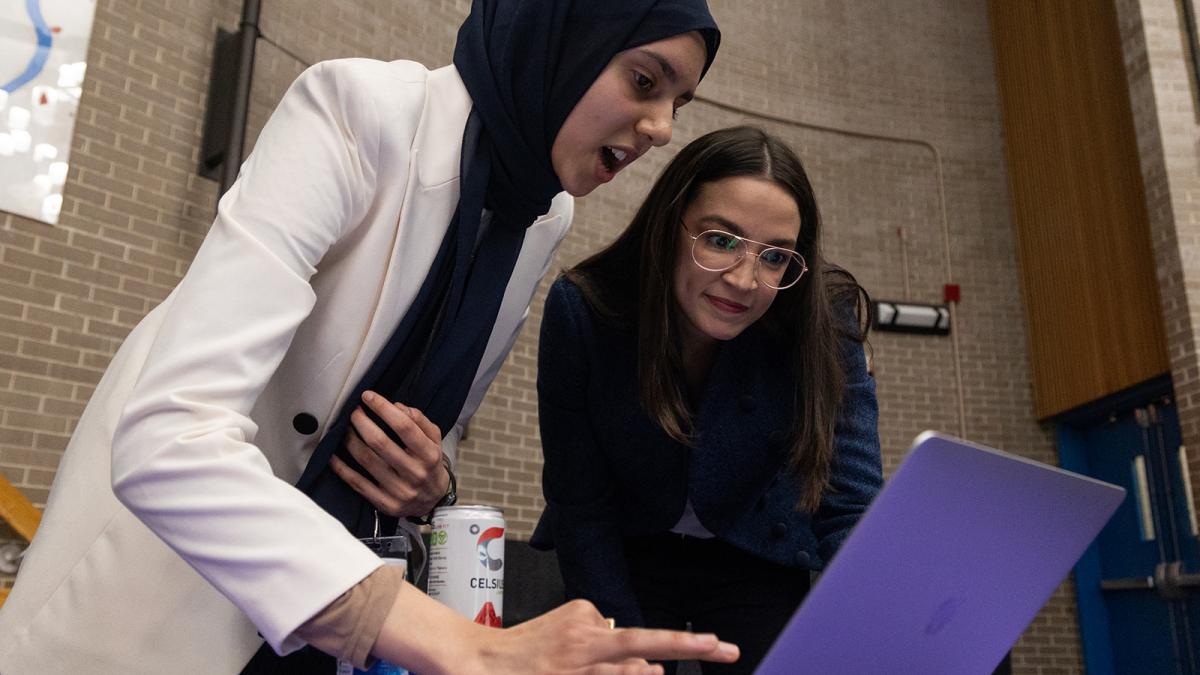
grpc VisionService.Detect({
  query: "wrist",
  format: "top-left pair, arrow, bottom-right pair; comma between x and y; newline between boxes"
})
374,581 -> 486,675
409,453 -> 457,526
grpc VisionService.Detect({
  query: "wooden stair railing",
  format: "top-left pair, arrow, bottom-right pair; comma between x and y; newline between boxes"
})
0,473 -> 42,607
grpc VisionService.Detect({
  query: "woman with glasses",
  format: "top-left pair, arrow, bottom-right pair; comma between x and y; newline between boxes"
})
533,126 -> 884,674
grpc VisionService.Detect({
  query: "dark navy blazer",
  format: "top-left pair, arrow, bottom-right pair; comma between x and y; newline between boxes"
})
531,277 -> 883,626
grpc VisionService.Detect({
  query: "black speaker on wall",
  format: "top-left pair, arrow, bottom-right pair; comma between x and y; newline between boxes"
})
198,28 -> 241,181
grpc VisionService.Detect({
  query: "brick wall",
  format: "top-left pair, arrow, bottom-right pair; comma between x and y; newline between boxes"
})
1116,0 -> 1200,526
0,1 -> 1088,672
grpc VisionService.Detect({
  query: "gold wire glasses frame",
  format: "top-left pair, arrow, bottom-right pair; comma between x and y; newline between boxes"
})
686,227 -> 808,290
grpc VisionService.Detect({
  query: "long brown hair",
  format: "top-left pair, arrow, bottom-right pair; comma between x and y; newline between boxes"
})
565,126 -> 869,511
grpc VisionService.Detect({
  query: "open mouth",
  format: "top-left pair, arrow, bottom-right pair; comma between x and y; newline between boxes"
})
601,146 -> 630,174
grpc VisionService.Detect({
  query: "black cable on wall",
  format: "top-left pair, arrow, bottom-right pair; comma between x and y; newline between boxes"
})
1180,0 -> 1200,119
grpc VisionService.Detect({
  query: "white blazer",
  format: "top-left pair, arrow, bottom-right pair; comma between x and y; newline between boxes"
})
0,59 -> 572,674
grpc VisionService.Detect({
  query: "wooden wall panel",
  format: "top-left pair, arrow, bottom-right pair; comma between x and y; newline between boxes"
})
989,0 -> 1169,419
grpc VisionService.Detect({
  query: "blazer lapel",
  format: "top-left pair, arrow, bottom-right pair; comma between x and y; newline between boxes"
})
321,65 -> 471,433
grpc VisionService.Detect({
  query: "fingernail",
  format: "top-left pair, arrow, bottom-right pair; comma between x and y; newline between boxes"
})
362,391 -> 375,402
717,641 -> 739,657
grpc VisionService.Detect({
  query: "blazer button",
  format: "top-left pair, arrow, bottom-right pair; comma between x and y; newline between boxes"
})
794,551 -> 811,567
771,522 -> 787,538
738,395 -> 756,412
293,412 -> 319,435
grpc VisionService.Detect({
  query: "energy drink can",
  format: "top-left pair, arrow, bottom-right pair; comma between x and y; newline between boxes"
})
426,505 -> 505,627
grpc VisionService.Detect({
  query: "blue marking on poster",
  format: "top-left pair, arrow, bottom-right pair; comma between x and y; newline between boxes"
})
2,0 -> 53,93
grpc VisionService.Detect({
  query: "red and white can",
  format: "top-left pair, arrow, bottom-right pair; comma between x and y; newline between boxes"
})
427,505 -> 505,627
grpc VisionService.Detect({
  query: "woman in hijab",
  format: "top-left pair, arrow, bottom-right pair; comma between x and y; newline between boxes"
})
0,2 -> 735,674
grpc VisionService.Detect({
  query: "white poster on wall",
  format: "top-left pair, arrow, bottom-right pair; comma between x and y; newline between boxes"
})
1,0 -> 96,224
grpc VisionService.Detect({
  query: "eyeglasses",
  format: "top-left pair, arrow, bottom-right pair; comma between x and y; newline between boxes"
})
686,228 -> 808,290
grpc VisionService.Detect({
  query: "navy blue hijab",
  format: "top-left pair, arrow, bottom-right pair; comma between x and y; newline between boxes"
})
455,0 -> 721,225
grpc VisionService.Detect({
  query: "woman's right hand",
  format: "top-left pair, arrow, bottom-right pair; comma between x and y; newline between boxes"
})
371,582 -> 739,674
474,599 -> 740,674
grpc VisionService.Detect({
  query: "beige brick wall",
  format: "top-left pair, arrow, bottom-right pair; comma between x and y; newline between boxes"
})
0,1 -> 1097,672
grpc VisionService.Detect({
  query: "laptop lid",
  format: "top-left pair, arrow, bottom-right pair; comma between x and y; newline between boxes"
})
755,431 -> 1125,674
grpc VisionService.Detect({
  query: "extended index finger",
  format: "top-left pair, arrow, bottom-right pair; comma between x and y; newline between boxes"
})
591,629 -> 739,665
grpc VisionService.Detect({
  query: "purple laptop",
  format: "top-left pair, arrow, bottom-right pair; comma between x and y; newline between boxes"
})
755,432 -> 1125,674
